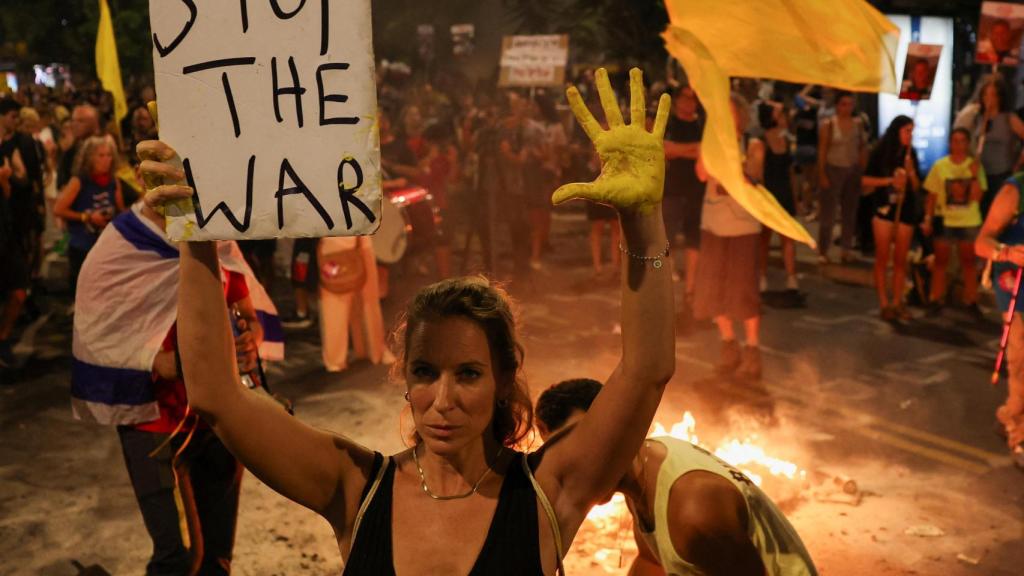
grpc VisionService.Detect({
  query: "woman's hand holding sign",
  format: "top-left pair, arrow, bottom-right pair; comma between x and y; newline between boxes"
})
138,140 -> 193,212
138,102 -> 195,217
552,67 -> 670,213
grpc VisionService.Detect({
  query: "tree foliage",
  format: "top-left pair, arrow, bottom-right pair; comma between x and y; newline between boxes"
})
372,0 -> 483,64
0,0 -> 153,81
502,0 -> 669,68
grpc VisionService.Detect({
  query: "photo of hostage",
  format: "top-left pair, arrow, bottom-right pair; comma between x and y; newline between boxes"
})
899,58 -> 936,101
976,12 -> 1023,66
137,67 -> 676,575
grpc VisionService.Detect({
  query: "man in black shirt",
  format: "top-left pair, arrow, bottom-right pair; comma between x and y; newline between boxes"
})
791,86 -> 822,218
0,98 -> 30,369
663,86 -> 704,324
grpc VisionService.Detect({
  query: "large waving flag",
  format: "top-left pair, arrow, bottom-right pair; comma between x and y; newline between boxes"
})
71,204 -> 283,425
96,0 -> 128,125
663,0 -> 899,247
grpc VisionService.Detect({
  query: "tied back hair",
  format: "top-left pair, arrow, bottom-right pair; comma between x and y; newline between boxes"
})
393,276 -> 534,448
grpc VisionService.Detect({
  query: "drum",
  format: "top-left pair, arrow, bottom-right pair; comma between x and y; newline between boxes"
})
372,193 -> 407,264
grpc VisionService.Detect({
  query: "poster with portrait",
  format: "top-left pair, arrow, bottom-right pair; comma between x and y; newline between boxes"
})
899,43 -> 942,100
976,2 -> 1024,67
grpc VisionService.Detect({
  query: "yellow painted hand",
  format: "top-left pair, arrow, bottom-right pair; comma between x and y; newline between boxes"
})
552,67 -> 670,212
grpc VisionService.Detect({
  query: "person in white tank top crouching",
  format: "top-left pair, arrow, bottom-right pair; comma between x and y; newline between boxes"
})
536,379 -> 819,576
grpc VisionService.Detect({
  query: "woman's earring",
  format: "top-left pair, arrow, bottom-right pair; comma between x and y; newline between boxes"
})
497,397 -> 509,408
404,391 -> 411,402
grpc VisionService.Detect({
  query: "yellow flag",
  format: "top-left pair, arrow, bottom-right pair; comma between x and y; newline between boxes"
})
96,0 -> 128,125
663,0 -> 899,247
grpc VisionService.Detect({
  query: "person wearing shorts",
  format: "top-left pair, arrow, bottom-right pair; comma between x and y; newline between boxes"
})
922,128 -> 986,315
863,116 -> 921,321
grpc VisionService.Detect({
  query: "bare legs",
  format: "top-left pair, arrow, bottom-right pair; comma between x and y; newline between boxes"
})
760,229 -> 797,289
872,217 -> 913,315
930,238 -> 979,306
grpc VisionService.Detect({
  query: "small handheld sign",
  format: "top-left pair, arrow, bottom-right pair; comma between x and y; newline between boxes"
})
149,0 -> 381,241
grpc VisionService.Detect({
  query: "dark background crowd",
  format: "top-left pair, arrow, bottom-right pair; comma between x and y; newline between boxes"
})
0,0 -> 1023,370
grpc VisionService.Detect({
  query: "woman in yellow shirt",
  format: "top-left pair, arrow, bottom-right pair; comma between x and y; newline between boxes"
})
922,128 -> 987,316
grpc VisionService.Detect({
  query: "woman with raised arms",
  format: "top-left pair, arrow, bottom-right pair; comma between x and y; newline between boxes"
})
138,67 -> 674,575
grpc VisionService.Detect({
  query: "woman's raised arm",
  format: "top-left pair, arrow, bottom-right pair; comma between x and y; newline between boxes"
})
537,68 -> 675,533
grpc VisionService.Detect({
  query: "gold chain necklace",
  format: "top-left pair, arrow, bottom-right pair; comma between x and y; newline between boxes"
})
412,444 -> 505,501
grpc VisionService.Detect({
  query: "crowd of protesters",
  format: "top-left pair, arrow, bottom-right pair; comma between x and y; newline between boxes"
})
3,59 -> 1024,467
0,67 -> 1016,369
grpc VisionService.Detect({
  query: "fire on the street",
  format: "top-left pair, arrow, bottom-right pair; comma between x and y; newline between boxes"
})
567,411 -> 806,573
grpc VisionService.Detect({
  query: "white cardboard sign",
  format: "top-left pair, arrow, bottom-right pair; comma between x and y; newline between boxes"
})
498,35 -> 569,88
149,1 -> 381,241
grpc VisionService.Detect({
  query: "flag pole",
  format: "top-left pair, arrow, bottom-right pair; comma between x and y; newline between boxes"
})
993,267 -> 1024,385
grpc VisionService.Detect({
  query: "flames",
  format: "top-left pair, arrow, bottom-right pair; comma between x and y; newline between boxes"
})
648,410 -> 803,488
567,411 -> 805,573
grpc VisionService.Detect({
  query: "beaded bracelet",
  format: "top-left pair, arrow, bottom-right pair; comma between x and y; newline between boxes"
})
618,242 -> 670,269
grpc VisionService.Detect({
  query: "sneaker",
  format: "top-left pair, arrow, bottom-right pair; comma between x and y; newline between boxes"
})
715,340 -> 742,375
785,275 -> 799,291
736,345 -> 762,381
0,340 -> 15,370
281,313 -> 313,329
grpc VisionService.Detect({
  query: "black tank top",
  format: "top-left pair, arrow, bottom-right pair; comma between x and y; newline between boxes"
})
764,145 -> 792,196
343,451 -> 544,575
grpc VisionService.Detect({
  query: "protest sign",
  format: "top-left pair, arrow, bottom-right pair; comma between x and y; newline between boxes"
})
149,0 -> 381,241
899,43 -> 942,101
498,35 -> 569,88
451,24 -> 475,57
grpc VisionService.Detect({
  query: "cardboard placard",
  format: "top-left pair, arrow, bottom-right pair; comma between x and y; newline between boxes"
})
976,1 -> 1024,67
498,35 -> 569,88
451,23 -> 475,57
149,1 -> 381,241
899,43 -> 942,101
